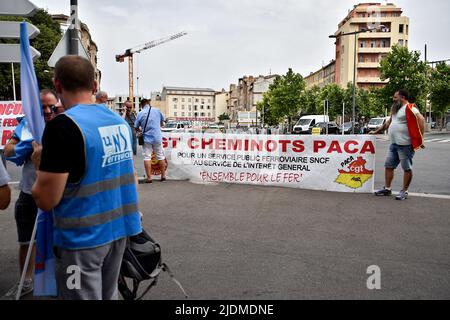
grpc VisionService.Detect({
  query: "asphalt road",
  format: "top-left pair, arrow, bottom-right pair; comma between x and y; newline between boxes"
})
0,180 -> 449,299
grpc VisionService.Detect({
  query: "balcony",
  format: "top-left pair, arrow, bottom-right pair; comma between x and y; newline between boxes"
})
357,62 -> 380,68
358,47 -> 390,53
357,77 -> 387,84
357,31 -> 392,38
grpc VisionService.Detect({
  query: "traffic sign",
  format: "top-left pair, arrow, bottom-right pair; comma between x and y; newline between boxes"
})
0,43 -> 41,63
0,0 -> 39,16
0,21 -> 40,39
47,29 -> 90,67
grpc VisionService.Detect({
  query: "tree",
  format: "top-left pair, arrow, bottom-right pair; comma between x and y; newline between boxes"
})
429,62 -> 450,129
0,10 -> 62,100
256,94 -> 283,126
299,85 -> 322,115
379,45 -> 428,112
262,68 -> 305,128
218,113 -> 230,121
320,83 -> 344,119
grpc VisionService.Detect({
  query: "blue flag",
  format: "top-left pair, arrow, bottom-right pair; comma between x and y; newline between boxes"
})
20,22 -> 57,297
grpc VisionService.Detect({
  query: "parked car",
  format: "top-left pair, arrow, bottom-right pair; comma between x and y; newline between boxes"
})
364,117 -> 388,133
293,115 -> 329,134
314,122 -> 341,134
342,121 -> 361,134
161,121 -> 187,132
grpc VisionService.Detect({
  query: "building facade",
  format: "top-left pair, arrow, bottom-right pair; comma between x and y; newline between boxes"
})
228,74 -> 277,121
214,89 -> 229,122
333,3 -> 409,89
51,14 -> 101,86
161,87 -> 216,122
305,60 -> 336,89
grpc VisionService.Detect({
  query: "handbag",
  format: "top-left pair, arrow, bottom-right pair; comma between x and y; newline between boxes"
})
138,106 -> 152,146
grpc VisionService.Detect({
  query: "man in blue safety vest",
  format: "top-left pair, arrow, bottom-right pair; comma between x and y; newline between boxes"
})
31,55 -> 142,300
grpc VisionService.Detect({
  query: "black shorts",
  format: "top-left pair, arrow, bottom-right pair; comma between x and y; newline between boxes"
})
15,191 -> 38,245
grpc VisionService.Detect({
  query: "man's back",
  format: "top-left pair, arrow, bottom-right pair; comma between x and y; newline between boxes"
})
136,105 -> 164,144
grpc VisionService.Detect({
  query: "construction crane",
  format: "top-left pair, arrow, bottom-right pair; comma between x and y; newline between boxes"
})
116,31 -> 188,108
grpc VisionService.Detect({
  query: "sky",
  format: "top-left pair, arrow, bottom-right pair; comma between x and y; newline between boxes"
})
32,0 -> 450,96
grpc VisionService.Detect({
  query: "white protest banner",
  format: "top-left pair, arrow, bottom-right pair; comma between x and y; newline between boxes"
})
161,133 -> 376,193
0,101 -> 24,149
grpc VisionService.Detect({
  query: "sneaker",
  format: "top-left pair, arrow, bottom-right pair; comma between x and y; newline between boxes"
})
374,187 -> 392,196
395,190 -> 408,200
2,279 -> 33,300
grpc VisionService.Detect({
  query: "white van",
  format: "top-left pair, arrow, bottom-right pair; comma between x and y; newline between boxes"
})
365,117 -> 388,133
161,121 -> 186,132
293,115 -> 329,134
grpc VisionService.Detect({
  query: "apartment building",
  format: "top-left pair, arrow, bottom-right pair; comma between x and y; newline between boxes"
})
161,86 -> 216,122
333,2 -> 409,89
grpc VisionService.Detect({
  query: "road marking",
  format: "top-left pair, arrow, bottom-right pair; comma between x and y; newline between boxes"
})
9,181 -> 19,185
438,139 -> 450,143
400,191 -> 450,200
425,138 -> 443,142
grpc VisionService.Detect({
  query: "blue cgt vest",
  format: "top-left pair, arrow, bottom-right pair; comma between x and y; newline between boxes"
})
53,104 -> 142,250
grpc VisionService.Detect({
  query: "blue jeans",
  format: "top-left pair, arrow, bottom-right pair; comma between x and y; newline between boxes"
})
384,144 -> 415,171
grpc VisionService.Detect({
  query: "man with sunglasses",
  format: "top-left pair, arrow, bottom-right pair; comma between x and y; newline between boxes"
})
2,89 -> 57,299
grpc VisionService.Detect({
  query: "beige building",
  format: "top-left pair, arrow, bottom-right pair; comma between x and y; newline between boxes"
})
305,60 -> 336,89
228,74 -> 277,122
214,89 -> 229,122
52,14 -> 101,86
161,87 -> 216,122
333,3 -> 409,89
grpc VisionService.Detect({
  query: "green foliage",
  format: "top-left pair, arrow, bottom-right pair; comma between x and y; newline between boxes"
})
218,112 -> 230,121
0,10 -> 62,100
379,45 -> 428,111
260,68 -> 305,126
429,62 -> 450,118
299,85 -> 322,115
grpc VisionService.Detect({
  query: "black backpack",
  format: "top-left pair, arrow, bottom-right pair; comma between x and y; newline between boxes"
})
118,229 -> 188,300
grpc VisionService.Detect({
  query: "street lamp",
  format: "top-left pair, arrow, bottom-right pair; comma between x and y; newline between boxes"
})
329,25 -> 385,134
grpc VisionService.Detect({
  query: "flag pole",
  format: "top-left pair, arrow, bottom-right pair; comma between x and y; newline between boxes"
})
15,213 -> 39,300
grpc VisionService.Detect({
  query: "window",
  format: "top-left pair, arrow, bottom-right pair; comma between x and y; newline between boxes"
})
188,112 -> 191,117
405,40 -> 408,47
207,106 -> 210,110
371,41 -> 375,48
406,25 -> 409,35
173,98 -> 178,102
189,106 -> 191,111
201,112 -> 205,117
194,105 -> 197,110
201,105 -> 204,109
381,40 -> 387,48
208,99 -> 211,103
195,98 -> 199,102
182,105 -> 185,110
360,41 -> 365,48
208,113 -> 211,117
188,98 -> 191,102
399,24 -> 404,33
398,39 -> 404,46
182,112 -> 185,116
173,105 -> 177,109
174,112 -> 177,116
182,98 -> 185,102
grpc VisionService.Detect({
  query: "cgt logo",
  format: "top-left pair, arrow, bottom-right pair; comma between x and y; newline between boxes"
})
98,124 -> 132,167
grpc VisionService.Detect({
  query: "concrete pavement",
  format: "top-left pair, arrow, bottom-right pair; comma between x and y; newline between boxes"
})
0,180 -> 449,299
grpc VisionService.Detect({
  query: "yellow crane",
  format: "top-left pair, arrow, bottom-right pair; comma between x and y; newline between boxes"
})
115,31 -> 187,108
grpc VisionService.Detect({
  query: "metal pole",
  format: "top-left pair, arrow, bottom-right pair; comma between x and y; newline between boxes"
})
69,0 -> 79,55
342,102 -> 345,135
326,100 -> 329,135
11,63 -> 16,101
352,32 -> 357,134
